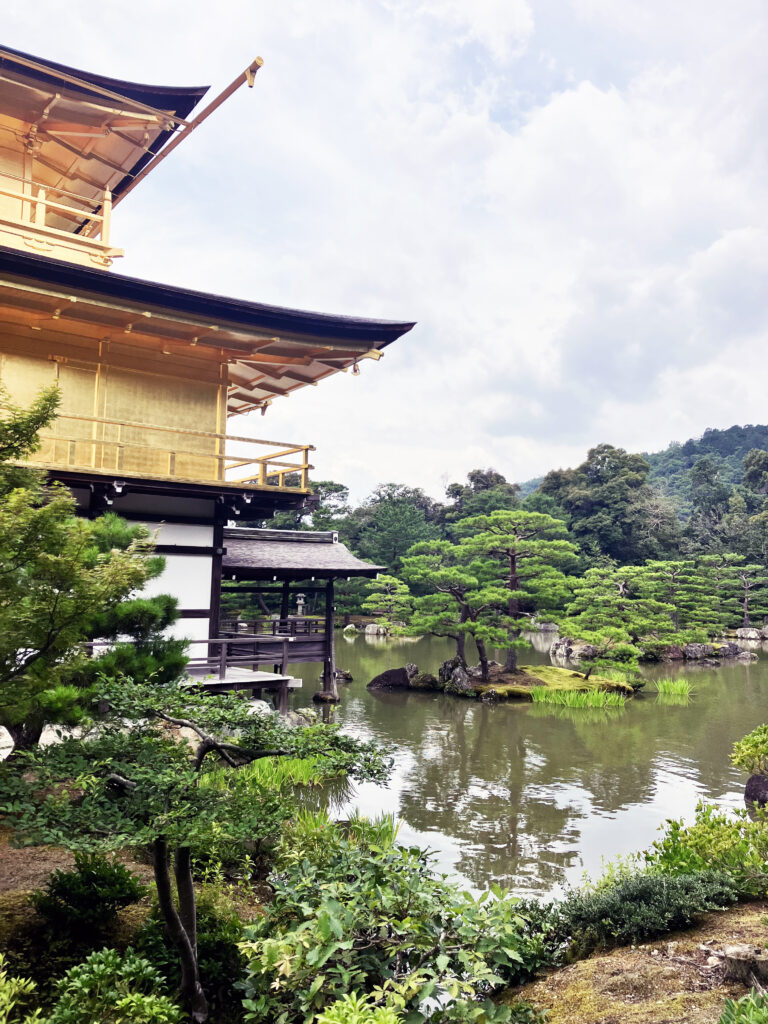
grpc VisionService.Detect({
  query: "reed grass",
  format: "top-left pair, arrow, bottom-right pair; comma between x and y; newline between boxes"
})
529,687 -> 627,709
654,677 -> 693,696
199,754 -> 324,793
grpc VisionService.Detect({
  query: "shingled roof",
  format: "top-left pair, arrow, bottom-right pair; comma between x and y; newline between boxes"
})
222,528 -> 384,580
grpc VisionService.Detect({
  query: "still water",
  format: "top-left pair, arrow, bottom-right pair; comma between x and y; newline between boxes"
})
287,634 -> 768,899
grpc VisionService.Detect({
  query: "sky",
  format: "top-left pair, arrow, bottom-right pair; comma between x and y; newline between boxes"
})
5,1 -> 768,501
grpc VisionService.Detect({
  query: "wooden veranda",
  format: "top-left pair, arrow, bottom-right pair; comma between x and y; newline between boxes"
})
219,528 -> 384,701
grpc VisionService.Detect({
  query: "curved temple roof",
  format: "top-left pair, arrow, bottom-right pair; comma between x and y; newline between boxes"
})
223,527 -> 384,579
0,246 -> 416,415
0,45 -> 208,228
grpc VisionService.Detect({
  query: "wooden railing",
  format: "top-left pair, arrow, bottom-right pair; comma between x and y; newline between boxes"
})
28,412 -> 313,491
220,617 -> 325,637
0,172 -> 116,250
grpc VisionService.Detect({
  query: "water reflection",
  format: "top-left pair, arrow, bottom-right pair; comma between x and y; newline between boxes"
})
288,635 -> 768,898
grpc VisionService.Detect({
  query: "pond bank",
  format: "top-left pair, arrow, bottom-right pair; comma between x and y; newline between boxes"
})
510,901 -> 768,1024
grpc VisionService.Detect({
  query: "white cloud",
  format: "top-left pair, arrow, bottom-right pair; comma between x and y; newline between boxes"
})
3,0 -> 767,500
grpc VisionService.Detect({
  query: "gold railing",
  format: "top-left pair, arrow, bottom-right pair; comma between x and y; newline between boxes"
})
0,174 -> 112,241
28,412 -> 313,491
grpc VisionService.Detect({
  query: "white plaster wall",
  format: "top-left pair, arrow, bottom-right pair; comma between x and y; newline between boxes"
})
143,553 -> 212,609
138,522 -> 213,546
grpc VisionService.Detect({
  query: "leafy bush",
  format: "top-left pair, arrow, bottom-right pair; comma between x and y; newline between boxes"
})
733,725 -> 768,776
31,853 -> 146,933
275,809 -> 400,870
0,953 -> 40,1023
644,802 -> 768,897
240,836 -> 550,1024
314,992 -> 401,1024
553,871 -> 738,958
719,991 -> 768,1023
134,889 -> 244,1022
41,948 -> 182,1023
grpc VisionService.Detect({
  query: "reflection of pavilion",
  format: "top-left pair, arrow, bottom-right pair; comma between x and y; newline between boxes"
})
0,45 -> 413,709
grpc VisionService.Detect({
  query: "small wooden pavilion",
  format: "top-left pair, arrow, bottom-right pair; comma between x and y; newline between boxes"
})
219,528 -> 383,700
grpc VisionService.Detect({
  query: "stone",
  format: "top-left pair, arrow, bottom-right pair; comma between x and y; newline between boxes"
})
405,663 -> 419,681
745,774 -> 768,808
342,624 -> 357,637
737,651 -> 758,661
409,672 -> 441,691
736,627 -> 762,641
284,709 -> 317,727
312,690 -> 341,703
699,658 -> 721,668
661,645 -> 685,661
715,641 -> 741,658
683,643 -> 714,659
439,657 -> 463,685
444,664 -> 475,695
549,637 -> 598,662
366,666 -> 412,690
723,944 -> 768,984
364,623 -> 388,635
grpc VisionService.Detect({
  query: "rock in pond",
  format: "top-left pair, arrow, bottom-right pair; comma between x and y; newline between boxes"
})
367,666 -> 412,690
737,627 -> 762,641
745,774 -> 768,808
683,643 -> 715,659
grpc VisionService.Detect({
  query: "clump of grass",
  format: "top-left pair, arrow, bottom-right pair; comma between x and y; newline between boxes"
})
200,755 -> 324,793
654,677 -> 693,697
530,687 -> 627,709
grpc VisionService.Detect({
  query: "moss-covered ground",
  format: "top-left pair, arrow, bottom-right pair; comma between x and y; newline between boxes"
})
508,902 -> 768,1024
473,663 -> 634,701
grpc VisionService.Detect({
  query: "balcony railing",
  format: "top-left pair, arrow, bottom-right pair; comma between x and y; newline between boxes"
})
0,172 -> 122,264
28,412 -> 313,491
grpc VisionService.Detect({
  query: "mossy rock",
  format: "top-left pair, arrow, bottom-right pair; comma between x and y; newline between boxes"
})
409,673 -> 441,691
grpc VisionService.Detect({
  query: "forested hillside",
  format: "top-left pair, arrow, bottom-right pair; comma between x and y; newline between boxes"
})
645,424 -> 768,497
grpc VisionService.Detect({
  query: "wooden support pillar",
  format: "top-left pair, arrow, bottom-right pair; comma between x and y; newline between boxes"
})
321,578 -> 338,701
280,580 -> 291,620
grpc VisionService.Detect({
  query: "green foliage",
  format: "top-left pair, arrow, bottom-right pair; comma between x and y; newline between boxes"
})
314,992 -> 401,1024
361,577 -> 413,631
240,837 -> 549,1024
443,469 -> 521,525
529,688 -> 626,709
31,853 -> 146,934
274,809 -> 400,870
654,678 -> 693,696
539,443 -> 680,563
0,953 -> 40,1024
643,802 -> 768,898
719,991 -> 768,1024
552,871 -> 738,958
41,947 -> 182,1024
134,890 -> 244,1021
733,725 -> 768,776
339,484 -> 440,573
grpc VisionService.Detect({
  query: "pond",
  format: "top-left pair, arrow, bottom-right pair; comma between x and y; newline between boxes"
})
287,634 -> 768,899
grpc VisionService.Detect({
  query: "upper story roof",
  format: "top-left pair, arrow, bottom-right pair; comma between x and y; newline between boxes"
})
0,44 -> 208,220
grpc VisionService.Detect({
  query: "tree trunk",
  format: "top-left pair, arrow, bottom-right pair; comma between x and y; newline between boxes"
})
5,718 -> 44,754
456,605 -> 469,668
153,838 -> 207,1023
174,847 -> 197,956
582,664 -> 594,680
504,646 -> 518,672
743,591 -> 751,628
476,638 -> 490,683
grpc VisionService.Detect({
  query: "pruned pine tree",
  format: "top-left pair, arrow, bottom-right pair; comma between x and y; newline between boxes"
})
455,510 -> 578,672
400,541 -> 508,681
0,388 -> 185,751
361,575 -> 413,632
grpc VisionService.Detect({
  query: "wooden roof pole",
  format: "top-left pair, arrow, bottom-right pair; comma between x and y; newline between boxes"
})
112,58 -> 264,210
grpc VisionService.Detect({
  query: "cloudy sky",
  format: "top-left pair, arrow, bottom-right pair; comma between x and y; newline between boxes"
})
6,1 -> 768,500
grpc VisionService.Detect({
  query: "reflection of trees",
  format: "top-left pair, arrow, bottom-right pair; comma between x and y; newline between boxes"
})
290,635 -> 768,895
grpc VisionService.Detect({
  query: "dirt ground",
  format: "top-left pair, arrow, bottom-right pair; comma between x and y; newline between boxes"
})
0,830 -> 155,890
510,902 -> 768,1024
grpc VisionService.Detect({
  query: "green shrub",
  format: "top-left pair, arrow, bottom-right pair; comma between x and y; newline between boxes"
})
644,802 -> 768,897
314,992 -> 402,1024
275,809 -> 400,870
0,953 -> 40,1023
41,947 -> 182,1023
240,837 -> 550,1024
30,853 -> 146,933
134,888 -> 244,1022
733,725 -> 768,776
554,871 -> 738,958
719,991 -> 768,1023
